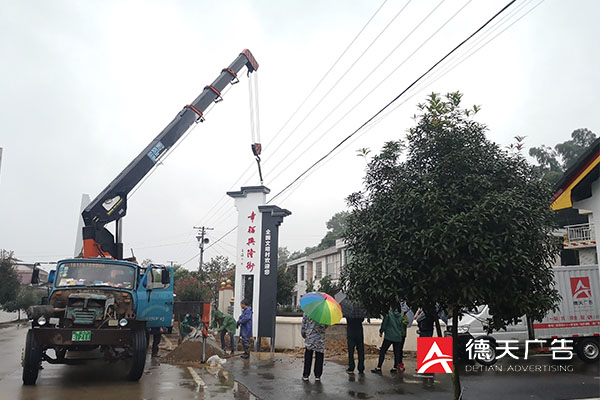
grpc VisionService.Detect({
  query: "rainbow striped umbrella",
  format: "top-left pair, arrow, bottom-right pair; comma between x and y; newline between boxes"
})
299,292 -> 343,325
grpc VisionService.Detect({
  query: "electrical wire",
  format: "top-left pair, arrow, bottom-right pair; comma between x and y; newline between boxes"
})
267,0 -> 467,185
204,0 -> 443,230
266,0 -> 392,151
277,0 -> 545,204
268,0 -> 518,204
264,0 -> 414,174
197,0 -> 391,227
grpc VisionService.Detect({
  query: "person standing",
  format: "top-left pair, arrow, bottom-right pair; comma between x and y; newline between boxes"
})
346,315 -> 365,374
149,327 -> 163,357
211,308 -> 237,354
415,308 -> 435,337
371,308 -> 409,374
301,313 -> 328,382
237,299 -> 253,359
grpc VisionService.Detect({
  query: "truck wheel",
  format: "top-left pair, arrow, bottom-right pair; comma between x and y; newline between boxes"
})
22,330 -> 42,386
474,336 -> 497,366
127,328 -> 147,381
576,338 -> 599,363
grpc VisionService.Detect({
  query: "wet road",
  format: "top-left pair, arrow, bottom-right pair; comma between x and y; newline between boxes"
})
1,323 -> 598,400
224,350 -> 600,400
0,324 -> 255,400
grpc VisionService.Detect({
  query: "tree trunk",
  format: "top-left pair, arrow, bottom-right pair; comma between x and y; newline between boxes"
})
451,308 -> 461,400
17,309 -> 21,321
435,317 -> 442,337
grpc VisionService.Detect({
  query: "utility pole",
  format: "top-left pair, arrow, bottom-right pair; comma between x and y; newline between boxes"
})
194,226 -> 213,272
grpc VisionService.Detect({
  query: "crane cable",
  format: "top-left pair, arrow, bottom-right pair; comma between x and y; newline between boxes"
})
248,71 -> 264,184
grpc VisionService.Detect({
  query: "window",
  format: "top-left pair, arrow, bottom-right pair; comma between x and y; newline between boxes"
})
56,262 -> 135,289
147,267 -> 170,290
299,265 -> 305,281
326,254 -> 339,277
315,261 -> 322,279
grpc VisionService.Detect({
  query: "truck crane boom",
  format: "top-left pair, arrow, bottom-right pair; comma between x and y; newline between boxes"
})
81,50 -> 259,259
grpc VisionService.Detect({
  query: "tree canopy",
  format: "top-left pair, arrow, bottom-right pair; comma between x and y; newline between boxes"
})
343,92 -> 560,329
529,128 -> 597,183
276,265 -> 296,305
0,253 -> 20,310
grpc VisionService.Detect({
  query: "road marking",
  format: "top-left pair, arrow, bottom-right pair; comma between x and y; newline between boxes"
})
187,367 -> 205,387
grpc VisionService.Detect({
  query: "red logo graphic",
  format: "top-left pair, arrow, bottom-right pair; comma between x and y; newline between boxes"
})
570,277 -> 592,299
417,337 -> 453,373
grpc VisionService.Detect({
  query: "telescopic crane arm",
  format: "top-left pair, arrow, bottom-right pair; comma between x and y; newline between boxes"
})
81,50 -> 259,259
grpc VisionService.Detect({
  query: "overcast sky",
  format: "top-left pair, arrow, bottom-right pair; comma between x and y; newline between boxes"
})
1,0 -> 598,270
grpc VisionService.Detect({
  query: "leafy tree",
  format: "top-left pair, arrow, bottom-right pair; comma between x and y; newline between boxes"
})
278,247 -> 291,267
276,265 -> 296,305
173,265 -> 193,283
4,286 -> 42,320
141,258 -> 153,267
200,256 -> 235,303
288,211 -> 351,261
174,276 -> 212,302
529,128 -> 596,183
343,92 -> 560,399
316,211 -> 350,250
317,275 -> 340,296
305,280 -> 315,293
0,254 -> 20,310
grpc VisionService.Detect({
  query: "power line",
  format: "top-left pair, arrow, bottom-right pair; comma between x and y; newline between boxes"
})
198,0 -> 391,228
205,1 -> 445,230
268,0 -> 518,204
267,0 -> 469,186
265,0 -> 393,154
275,0 -> 544,204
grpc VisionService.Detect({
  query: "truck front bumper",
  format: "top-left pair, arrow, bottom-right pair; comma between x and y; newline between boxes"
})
32,327 -> 132,346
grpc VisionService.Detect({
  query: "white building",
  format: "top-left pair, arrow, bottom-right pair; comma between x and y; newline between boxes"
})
288,239 -> 349,305
552,138 -> 599,266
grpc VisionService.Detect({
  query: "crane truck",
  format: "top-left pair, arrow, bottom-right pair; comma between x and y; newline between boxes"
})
22,50 -> 259,385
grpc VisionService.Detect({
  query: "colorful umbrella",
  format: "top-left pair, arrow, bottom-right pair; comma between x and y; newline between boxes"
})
300,292 -> 343,325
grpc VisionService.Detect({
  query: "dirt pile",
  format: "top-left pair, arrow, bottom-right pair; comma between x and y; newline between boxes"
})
163,340 -> 226,364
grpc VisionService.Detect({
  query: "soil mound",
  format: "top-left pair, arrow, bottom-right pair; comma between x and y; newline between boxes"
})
163,339 -> 226,364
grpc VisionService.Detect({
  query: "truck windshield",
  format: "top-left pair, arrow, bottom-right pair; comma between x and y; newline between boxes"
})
56,262 -> 135,289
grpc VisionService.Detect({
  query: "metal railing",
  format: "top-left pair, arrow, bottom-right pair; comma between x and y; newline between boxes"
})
566,223 -> 595,242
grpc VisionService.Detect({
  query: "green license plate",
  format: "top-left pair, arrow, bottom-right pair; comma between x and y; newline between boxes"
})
72,330 -> 91,342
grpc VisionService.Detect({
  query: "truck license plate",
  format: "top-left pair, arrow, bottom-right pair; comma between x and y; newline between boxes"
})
72,331 -> 91,342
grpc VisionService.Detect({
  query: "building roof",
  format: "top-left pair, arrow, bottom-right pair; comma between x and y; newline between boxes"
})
287,245 -> 341,266
551,138 -> 600,210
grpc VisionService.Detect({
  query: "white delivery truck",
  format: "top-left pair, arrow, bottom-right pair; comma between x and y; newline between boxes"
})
450,264 -> 599,364
529,264 -> 599,363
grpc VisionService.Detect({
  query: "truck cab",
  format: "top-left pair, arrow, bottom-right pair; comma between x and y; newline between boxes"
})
23,258 -> 173,385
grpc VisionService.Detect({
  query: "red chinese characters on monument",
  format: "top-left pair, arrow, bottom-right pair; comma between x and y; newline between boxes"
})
244,210 -> 258,273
